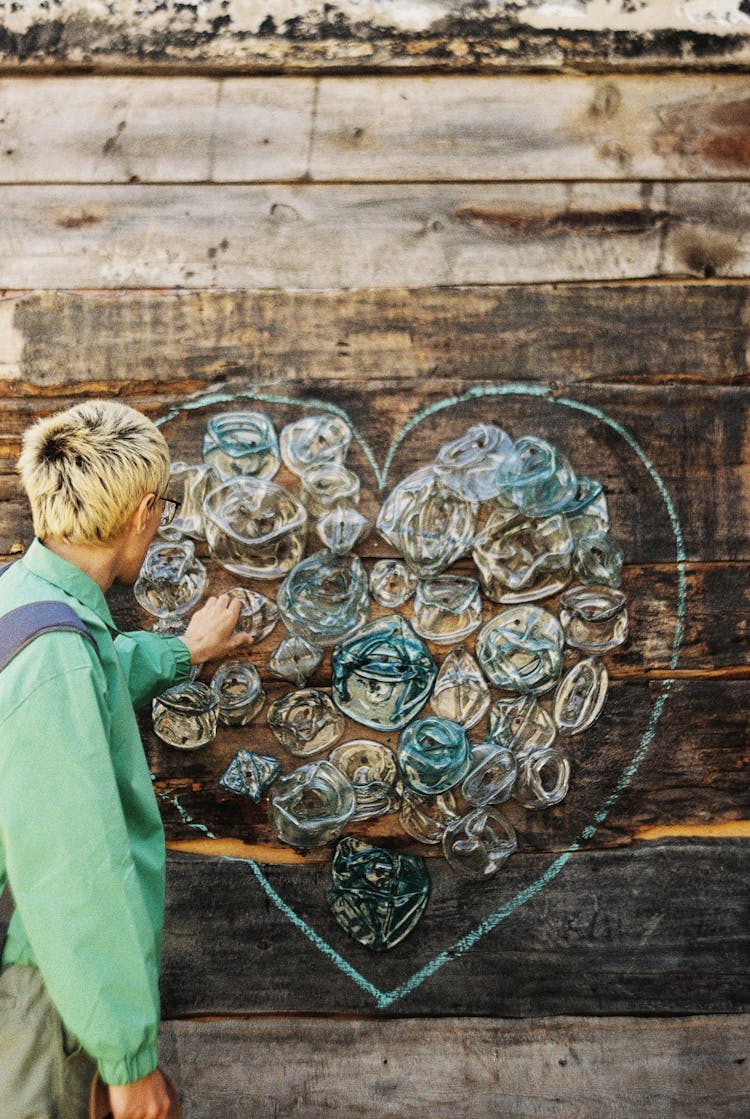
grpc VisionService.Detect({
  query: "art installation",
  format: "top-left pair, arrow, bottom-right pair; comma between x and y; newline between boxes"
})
150,410 -> 629,949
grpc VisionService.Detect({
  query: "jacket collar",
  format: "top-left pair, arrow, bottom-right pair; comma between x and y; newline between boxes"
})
21,538 -> 118,630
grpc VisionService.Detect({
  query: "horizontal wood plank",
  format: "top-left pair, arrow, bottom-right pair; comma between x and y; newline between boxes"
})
2,74 -> 750,183
156,1014 -> 750,1119
159,841 -> 750,1016
2,381 -> 746,563
2,285 -> 749,396
143,677 -> 750,857
1,1 -> 749,72
1,182 -> 750,288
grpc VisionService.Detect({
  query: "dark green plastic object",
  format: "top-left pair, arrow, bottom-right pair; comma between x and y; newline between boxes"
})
328,837 -> 430,951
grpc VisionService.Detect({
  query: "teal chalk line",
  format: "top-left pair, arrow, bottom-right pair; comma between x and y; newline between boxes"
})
157,384 -> 687,1008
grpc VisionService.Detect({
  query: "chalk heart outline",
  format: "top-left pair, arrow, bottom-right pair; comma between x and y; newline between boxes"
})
157,384 -> 687,1009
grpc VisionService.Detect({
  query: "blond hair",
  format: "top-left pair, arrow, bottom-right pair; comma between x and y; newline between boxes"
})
18,400 -> 170,544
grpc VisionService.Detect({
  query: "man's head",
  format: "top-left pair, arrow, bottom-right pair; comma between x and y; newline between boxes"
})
18,400 -> 170,546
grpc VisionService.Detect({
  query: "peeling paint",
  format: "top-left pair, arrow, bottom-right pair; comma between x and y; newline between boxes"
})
0,1 -> 746,70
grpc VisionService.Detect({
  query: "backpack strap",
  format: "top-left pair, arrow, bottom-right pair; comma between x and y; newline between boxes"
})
0,600 -> 98,673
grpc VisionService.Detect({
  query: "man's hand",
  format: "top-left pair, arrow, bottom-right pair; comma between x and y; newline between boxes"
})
180,593 -> 255,665
107,1068 -> 174,1119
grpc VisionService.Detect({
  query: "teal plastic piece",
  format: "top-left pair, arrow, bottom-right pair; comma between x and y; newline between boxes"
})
397,716 -> 472,796
219,749 -> 281,803
331,614 -> 437,731
328,837 -> 430,950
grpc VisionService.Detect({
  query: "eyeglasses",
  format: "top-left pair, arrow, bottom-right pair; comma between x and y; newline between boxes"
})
156,495 -> 180,528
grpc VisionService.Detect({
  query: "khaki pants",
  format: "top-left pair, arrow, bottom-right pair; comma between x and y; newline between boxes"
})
0,965 -> 96,1119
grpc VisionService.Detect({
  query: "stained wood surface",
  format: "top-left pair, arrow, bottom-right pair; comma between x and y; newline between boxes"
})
1,74 -> 750,183
3,182 -> 750,287
2,285 -> 749,395
156,1014 -> 750,1119
3,380 -> 747,564
159,842 -> 750,1016
1,1 -> 749,72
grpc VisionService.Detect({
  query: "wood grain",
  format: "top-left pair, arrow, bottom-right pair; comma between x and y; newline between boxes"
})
2,284 -> 749,396
3,381 -> 746,564
144,677 -> 750,858
156,1014 -> 750,1119
1,74 -> 750,183
2,182 -> 750,288
159,842 -> 750,1016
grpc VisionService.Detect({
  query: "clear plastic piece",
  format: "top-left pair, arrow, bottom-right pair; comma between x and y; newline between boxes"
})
134,539 -> 208,629
559,584 -> 629,653
472,511 -> 573,603
573,530 -> 623,588
487,694 -> 556,754
502,435 -> 578,517
210,660 -> 265,726
442,807 -> 518,879
160,461 -> 220,541
225,586 -> 279,642
280,414 -> 353,477
268,634 -> 324,687
553,656 -> 609,735
203,476 -> 307,580
277,550 -> 370,647
316,505 -> 370,555
377,466 -> 478,577
369,559 -> 418,609
397,716 -> 472,796
271,759 -> 356,848
328,739 -> 399,822
513,746 -> 571,809
300,463 -> 360,517
152,682 -> 218,749
476,605 -> 564,694
328,836 -> 430,950
331,615 -> 437,731
219,749 -> 281,803
412,575 -> 483,644
399,789 -> 461,845
562,476 -> 610,539
267,688 -> 345,756
202,411 -> 280,480
461,744 -> 518,807
430,646 -> 490,729
435,423 -> 515,502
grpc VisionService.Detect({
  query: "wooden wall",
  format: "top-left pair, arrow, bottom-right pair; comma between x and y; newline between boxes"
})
1,2 -> 748,1115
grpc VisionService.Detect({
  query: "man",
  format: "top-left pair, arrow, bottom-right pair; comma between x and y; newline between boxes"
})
0,400 -> 253,1118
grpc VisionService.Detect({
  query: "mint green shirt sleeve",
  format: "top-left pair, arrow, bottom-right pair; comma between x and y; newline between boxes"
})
0,636 -> 163,1086
114,630 -> 191,709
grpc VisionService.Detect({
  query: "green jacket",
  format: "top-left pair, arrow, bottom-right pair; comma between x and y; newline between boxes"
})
0,539 -> 191,1085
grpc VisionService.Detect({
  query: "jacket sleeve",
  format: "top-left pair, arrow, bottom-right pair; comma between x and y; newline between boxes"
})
0,655 -> 162,1085
113,630 -> 191,709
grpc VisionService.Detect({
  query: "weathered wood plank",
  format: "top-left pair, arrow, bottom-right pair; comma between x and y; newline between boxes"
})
0,1 -> 749,72
156,1014 -> 750,1119
0,76 -> 313,184
2,182 -> 750,288
2,285 -> 748,395
311,74 -> 750,183
144,678 -> 750,857
108,562 -> 749,679
2,74 -> 750,183
0,182 -> 663,288
159,841 -> 750,1015
3,381 -> 746,563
